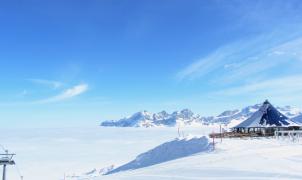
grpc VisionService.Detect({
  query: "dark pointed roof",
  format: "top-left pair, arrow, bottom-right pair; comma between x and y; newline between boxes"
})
234,100 -> 301,128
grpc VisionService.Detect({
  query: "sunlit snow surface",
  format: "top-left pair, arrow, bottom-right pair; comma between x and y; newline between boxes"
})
1,126 -> 302,180
107,136 -> 211,175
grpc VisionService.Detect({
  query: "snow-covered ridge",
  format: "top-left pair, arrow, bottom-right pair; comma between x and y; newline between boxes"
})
101,104 -> 302,127
293,114 -> 302,123
106,136 -> 210,175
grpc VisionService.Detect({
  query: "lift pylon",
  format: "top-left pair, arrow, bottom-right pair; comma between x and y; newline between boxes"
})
0,150 -> 16,180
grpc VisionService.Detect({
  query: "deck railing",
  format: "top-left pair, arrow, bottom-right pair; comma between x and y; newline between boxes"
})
274,130 -> 302,139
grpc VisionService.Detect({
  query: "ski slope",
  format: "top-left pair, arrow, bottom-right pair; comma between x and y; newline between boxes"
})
1,127 -> 302,180
99,138 -> 302,180
107,136 -> 211,175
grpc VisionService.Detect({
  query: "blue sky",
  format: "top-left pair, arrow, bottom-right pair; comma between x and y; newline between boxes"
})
1,0 -> 302,128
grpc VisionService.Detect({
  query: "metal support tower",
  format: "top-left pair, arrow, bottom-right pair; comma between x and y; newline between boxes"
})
0,150 -> 15,180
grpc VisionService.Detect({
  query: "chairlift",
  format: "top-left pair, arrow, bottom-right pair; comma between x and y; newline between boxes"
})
0,149 -> 19,180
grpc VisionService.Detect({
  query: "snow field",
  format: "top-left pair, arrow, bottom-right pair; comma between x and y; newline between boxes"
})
1,126 -> 302,180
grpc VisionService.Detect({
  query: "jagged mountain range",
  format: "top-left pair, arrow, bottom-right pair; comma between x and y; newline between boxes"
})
101,104 -> 302,127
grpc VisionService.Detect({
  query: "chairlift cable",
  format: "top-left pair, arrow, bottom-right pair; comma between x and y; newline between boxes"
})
14,162 -> 24,180
0,144 -> 6,152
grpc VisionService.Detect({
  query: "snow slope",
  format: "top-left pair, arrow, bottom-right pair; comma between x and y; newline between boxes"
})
0,127 -> 214,180
2,127 -> 302,180
101,104 -> 302,127
98,138 -> 302,180
107,136 -> 211,175
292,114 -> 302,123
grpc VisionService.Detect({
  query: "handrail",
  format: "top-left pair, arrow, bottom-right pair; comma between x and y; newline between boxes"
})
275,130 -> 302,133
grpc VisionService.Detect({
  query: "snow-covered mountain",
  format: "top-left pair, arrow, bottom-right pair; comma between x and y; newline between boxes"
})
101,109 -> 202,127
100,104 -> 302,128
292,114 -> 302,123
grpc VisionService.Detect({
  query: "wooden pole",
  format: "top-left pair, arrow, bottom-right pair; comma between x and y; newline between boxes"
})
212,131 -> 215,150
2,164 -> 6,180
220,124 -> 222,143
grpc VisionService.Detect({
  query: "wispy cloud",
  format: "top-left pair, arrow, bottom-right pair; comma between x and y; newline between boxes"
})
177,33 -> 302,83
28,78 -> 64,89
36,84 -> 88,103
209,74 -> 302,105
216,75 -> 302,96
